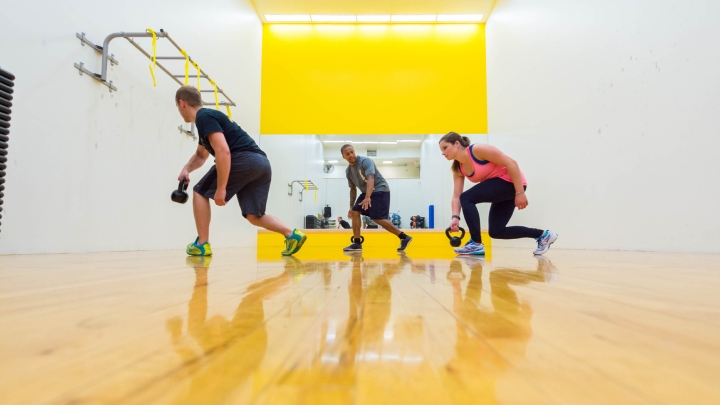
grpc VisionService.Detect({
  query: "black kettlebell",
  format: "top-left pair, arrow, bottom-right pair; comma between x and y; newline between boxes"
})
350,235 -> 365,244
446,227 -> 466,247
171,178 -> 189,204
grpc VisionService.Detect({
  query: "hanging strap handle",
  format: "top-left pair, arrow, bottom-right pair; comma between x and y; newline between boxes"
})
147,28 -> 158,87
192,61 -> 201,90
180,49 -> 190,85
225,105 -> 233,120
209,78 -> 219,109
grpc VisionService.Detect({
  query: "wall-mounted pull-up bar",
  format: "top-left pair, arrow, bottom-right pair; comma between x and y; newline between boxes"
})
74,29 -> 236,110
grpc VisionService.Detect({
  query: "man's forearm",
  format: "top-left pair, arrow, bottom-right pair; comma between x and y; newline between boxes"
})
365,175 -> 375,196
184,153 -> 206,173
214,151 -> 231,190
350,188 -> 357,207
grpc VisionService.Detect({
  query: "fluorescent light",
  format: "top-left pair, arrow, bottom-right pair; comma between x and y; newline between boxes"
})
328,160 -> 338,163
265,15 -> 311,22
437,14 -> 484,22
383,161 -> 393,164
398,140 -> 421,143
323,140 -> 348,143
391,15 -> 437,22
311,15 -> 356,22
377,141 -> 397,144
358,15 -> 391,23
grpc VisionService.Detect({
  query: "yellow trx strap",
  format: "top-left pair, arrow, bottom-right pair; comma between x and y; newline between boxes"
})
314,188 -> 317,202
226,105 -> 233,120
180,49 -> 189,85
209,78 -> 219,109
147,28 -> 157,87
192,61 -> 201,91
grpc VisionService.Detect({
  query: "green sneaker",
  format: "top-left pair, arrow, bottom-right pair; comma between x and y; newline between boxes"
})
281,229 -> 307,256
186,237 -> 213,256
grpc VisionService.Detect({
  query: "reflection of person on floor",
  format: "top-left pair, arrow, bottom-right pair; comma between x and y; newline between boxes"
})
165,256 -> 290,403
444,256 -> 553,402
278,254 -> 411,401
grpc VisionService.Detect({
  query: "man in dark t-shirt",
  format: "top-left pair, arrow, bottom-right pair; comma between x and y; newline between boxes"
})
174,86 -> 306,256
337,217 -> 351,229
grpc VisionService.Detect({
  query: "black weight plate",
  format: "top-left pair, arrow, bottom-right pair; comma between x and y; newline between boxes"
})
0,134 -> 7,142
0,119 -> 9,128
0,68 -> 14,81
0,127 -> 7,135
0,112 -> 9,122
0,155 -> 5,163
0,76 -> 12,88
0,177 -> 4,185
0,97 -> 10,108
0,82 -> 12,95
0,163 -> 5,171
0,141 -> 7,148
0,89 -> 12,101
0,104 -> 9,114
0,148 -> 6,156
0,184 -> 4,191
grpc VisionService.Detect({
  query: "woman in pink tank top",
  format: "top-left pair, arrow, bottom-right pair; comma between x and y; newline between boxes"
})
438,132 -> 557,256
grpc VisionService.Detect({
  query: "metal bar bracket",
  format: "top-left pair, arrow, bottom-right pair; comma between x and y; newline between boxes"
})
76,32 -> 118,66
74,62 -> 117,92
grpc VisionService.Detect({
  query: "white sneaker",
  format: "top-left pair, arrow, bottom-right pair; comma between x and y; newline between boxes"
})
533,230 -> 558,255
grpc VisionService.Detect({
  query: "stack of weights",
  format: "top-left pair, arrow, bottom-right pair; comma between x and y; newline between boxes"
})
0,67 -> 14,233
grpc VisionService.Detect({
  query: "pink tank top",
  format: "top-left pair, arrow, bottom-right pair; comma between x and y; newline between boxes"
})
458,144 -> 527,185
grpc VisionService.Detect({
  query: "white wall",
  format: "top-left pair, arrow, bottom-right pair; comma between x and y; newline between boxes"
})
0,0 -> 262,254
260,135 -> 325,230
486,0 -> 720,253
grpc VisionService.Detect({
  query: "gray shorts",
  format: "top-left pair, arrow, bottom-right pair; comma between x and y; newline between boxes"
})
193,151 -> 271,218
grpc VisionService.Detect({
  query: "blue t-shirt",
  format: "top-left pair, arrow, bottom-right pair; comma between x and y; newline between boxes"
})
195,108 -> 265,157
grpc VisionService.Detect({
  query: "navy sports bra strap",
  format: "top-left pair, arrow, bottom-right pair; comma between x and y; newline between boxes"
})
469,144 -> 490,165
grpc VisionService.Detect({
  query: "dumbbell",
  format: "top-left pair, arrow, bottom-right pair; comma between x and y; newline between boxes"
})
445,227 -> 466,247
171,178 -> 189,204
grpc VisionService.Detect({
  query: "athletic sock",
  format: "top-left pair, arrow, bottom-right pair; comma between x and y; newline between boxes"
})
398,232 -> 407,240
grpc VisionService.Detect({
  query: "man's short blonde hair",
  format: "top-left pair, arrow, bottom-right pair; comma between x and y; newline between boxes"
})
175,85 -> 202,107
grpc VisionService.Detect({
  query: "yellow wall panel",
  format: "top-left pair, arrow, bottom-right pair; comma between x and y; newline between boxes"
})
261,24 -> 487,134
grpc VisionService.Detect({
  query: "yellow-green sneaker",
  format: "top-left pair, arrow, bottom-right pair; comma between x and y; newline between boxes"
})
186,237 -> 213,256
281,229 -> 307,256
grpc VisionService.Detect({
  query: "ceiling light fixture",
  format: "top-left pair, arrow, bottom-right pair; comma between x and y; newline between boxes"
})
357,15 -> 391,23
265,15 -> 311,22
311,15 -> 357,23
383,161 -> 393,164
437,14 -> 484,22
391,15 -> 437,23
397,140 -> 422,143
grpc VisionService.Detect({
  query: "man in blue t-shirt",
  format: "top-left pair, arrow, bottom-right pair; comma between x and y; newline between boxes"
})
174,86 -> 306,256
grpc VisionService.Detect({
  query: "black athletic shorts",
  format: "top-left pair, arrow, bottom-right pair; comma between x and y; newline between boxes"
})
352,191 -> 390,220
193,151 -> 271,218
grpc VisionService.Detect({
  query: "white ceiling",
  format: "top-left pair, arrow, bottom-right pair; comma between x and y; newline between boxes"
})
251,0 -> 497,23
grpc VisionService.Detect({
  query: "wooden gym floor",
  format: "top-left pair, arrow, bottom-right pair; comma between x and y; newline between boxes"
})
1,247 -> 719,404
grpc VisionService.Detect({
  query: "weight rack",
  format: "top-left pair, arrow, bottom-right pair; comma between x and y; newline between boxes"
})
0,66 -> 14,233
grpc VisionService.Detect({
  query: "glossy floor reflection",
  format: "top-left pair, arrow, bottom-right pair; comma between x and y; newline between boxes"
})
1,248 -> 720,404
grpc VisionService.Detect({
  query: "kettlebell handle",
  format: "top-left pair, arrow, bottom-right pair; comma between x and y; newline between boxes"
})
445,227 -> 466,239
178,178 -> 188,192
